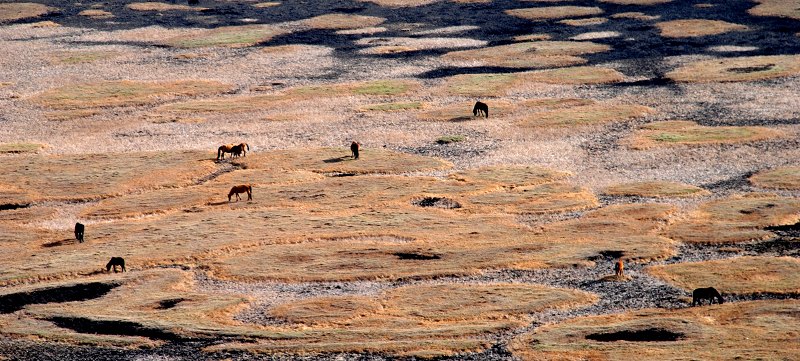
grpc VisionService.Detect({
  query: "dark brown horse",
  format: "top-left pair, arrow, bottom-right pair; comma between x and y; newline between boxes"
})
228,185 -> 252,202
473,101 -> 488,118
106,257 -> 126,273
692,287 -> 724,306
218,143 -> 250,159
74,222 -> 84,243
350,141 -> 360,159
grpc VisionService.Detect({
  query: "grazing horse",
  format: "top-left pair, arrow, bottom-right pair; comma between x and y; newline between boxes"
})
106,257 -> 126,273
228,185 -> 252,202
217,143 -> 249,160
350,141 -> 360,160
692,287 -> 724,306
614,258 -> 624,277
231,143 -> 248,158
74,222 -> 84,243
473,101 -> 489,118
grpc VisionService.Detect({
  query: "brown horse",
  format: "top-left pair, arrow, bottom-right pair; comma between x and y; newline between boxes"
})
614,259 -> 624,277
218,143 -> 249,159
228,185 -> 252,202
350,141 -> 360,159
106,257 -> 126,273
692,287 -> 724,306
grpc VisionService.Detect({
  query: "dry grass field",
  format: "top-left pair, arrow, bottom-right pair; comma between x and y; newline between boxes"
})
647,256 -> 800,295
0,0 -> 799,359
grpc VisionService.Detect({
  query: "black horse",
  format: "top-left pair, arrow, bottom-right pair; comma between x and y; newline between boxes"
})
106,257 -> 126,273
472,101 -> 488,118
74,222 -> 84,243
692,287 -> 724,306
350,141 -> 360,159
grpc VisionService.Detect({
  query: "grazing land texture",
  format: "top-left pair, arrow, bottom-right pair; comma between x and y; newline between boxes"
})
0,0 -> 799,360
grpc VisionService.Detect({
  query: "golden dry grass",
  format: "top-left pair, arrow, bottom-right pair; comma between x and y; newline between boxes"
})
440,67 -> 622,96
77,10 -> 114,18
442,41 -> 610,68
302,14 -> 386,29
603,181 -> 710,198
518,104 -> 654,127
656,19 -> 749,38
539,203 -> 678,264
0,142 -> 44,154
627,121 -> 782,149
418,101 -> 515,121
161,25 -> 286,48
359,101 -> 424,112
506,6 -> 604,20
467,182 -> 598,214
0,3 -> 54,22
253,2 -> 281,8
666,55 -> 800,82
513,34 -> 552,42
665,193 -> 800,244
0,151 -> 216,203
610,12 -> 660,20
558,17 -> 608,26
647,256 -> 800,295
748,0 -> 800,20
32,80 -> 232,110
231,147 -> 451,174
440,73 -> 521,97
127,2 -> 206,11
48,50 -> 121,65
272,283 -> 596,325
358,0 -> 439,7
522,66 -> 625,84
510,300 -> 800,360
520,98 -> 597,110
750,166 -> 800,190
449,165 -> 571,187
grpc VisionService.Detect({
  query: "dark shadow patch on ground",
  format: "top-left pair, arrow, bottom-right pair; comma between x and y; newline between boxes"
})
0,282 -> 120,314
0,203 -> 30,211
586,328 -> 684,342
393,252 -> 441,260
47,316 -> 190,342
412,196 -> 462,209
156,298 -> 186,310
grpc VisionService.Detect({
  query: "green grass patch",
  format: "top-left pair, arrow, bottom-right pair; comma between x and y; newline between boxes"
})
436,135 -> 466,144
361,102 -> 423,111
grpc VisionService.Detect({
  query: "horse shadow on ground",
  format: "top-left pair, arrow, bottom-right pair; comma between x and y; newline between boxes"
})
323,156 -> 352,163
41,238 -> 79,248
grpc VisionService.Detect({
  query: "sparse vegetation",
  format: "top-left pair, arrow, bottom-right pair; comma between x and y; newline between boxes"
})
628,121 -> 781,148
0,3 -> 54,22
518,104 -> 654,127
0,143 -> 44,154
126,2 -> 206,11
302,14 -> 386,29
656,19 -> 749,38
32,80 -> 232,109
604,181 -> 710,198
665,194 -> 800,244
511,300 -> 800,360
360,101 -> 423,112
666,55 -> 800,82
162,25 -> 286,48
647,256 -> 800,295
506,6 -> 604,20
750,167 -> 800,189
436,135 -> 466,144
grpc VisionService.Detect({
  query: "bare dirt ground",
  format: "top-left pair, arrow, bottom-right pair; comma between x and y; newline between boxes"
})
1,0 -> 799,360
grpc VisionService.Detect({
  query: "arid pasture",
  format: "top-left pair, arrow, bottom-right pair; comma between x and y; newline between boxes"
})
0,0 -> 799,360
